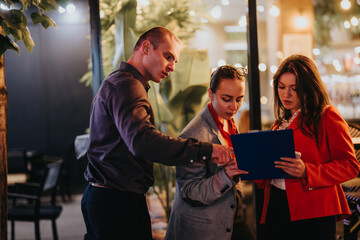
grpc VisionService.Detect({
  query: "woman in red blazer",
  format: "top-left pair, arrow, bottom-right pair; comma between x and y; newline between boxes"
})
260,54 -> 360,240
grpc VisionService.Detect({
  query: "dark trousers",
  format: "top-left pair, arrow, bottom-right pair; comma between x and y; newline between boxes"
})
264,185 -> 336,240
81,184 -> 152,240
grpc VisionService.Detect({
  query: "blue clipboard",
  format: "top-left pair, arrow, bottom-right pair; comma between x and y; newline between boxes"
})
230,129 -> 295,180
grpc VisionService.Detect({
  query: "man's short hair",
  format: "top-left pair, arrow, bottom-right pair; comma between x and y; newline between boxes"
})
133,26 -> 180,51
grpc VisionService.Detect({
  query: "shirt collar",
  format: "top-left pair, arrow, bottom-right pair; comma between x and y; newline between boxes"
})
208,102 -> 237,135
119,61 -> 151,92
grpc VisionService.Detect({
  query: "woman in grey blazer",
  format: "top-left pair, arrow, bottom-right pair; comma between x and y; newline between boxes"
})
165,65 -> 255,240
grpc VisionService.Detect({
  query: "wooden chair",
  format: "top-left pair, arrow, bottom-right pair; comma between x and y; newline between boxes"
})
349,122 -> 360,161
8,156 -> 63,240
342,122 -> 360,240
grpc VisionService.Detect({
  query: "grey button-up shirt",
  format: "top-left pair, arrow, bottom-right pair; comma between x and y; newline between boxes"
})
84,62 -> 212,194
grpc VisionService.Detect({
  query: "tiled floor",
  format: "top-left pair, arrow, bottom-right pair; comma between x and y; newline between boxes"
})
6,189 -> 353,240
6,193 -> 168,240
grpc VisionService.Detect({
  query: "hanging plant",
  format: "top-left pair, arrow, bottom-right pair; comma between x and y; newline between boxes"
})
0,0 -> 67,57
314,0 -> 360,47
80,0 -> 205,86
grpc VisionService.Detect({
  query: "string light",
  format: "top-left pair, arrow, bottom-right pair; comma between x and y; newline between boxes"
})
312,48 -> 321,56
138,0 -> 149,7
238,15 -> 247,27
258,63 -> 267,72
295,15 -> 309,29
270,65 -> 278,73
340,0 -> 351,10
351,16 -> 359,26
58,6 -> 65,13
217,59 -> 227,66
269,5 -> 280,17
257,5 -> 265,12
210,5 -> 222,19
221,0 -> 229,6
260,96 -> 268,105
344,20 -> 351,29
66,3 -> 76,14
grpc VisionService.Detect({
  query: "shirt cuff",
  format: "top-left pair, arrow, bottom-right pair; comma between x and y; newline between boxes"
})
198,141 -> 212,162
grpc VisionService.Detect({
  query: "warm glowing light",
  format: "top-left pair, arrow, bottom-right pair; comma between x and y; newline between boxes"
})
258,63 -> 267,72
99,10 -> 105,18
210,6 -> 222,19
217,59 -> 227,67
312,48 -> 321,56
344,20 -> 351,29
260,96 -> 268,105
270,65 -> 278,73
221,0 -> 230,6
201,18 -> 208,23
332,59 -> 342,72
354,57 -> 360,65
234,63 -> 244,69
269,5 -> 280,17
66,3 -> 76,14
238,15 -> 247,27
167,8 -> 174,15
0,3 -> 9,10
58,6 -> 65,13
351,16 -> 359,26
138,0 -> 149,7
341,0 -> 351,10
295,16 -> 309,29
257,6 -> 265,12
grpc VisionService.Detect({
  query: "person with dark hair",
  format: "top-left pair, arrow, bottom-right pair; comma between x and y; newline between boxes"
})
165,65 -> 255,240
259,54 -> 360,240
81,27 -> 235,240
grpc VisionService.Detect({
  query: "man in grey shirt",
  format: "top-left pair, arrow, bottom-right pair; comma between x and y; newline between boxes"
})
81,26 -> 235,240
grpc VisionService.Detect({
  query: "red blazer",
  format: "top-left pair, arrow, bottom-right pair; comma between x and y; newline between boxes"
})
259,105 -> 360,224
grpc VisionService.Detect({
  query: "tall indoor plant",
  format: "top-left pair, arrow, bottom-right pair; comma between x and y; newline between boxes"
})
0,0 -> 66,237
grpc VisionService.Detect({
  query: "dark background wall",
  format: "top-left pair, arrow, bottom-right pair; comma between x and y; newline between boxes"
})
5,0 -> 92,190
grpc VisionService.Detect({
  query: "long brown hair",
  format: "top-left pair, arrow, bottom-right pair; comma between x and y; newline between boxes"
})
273,54 -> 330,145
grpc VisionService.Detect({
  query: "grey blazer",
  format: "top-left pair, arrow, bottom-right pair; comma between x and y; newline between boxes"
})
165,105 -> 241,240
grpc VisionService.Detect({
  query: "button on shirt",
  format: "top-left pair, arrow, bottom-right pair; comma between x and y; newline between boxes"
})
84,62 -> 212,194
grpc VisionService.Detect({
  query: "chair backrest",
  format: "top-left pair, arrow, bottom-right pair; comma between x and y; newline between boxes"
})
28,156 -> 64,204
349,122 -> 360,138
7,149 -> 27,174
42,160 -> 63,192
348,122 -> 360,164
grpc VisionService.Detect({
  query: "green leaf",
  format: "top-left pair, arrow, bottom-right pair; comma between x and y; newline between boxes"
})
31,12 -> 56,29
37,0 -> 58,13
30,12 -> 42,25
148,81 -> 174,123
168,49 -> 210,101
0,34 -> 20,57
19,25 -> 34,52
0,9 -> 27,29
8,27 -> 21,41
113,0 -> 137,69
19,0 -> 32,9
168,85 -> 208,132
